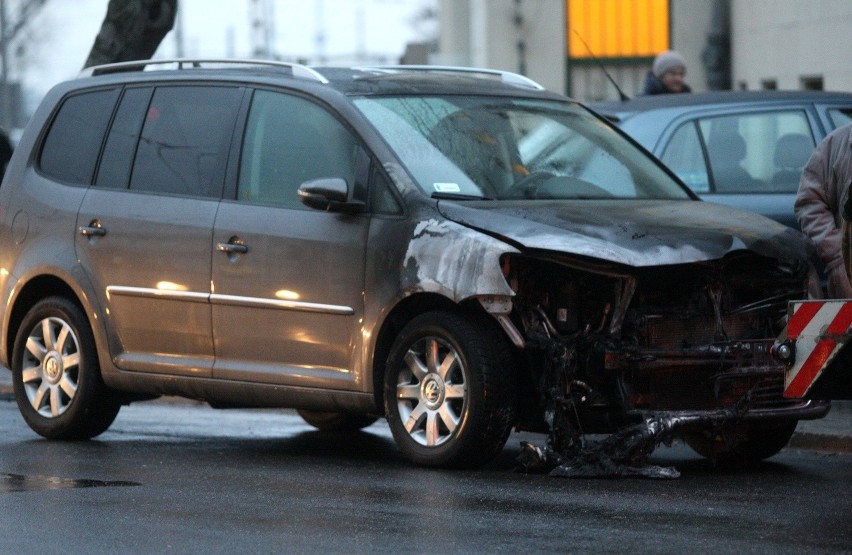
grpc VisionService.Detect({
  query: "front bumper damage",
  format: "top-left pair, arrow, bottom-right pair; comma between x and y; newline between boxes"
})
516,330 -> 827,478
497,252 -> 830,477
517,408 -> 743,479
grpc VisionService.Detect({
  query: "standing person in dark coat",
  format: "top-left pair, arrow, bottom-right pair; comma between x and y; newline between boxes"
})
0,128 -> 12,178
641,50 -> 692,95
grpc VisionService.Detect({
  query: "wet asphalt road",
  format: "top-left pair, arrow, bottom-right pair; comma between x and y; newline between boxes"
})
0,398 -> 849,554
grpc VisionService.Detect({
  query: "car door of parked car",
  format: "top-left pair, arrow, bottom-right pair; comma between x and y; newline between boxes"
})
210,89 -> 370,390
76,85 -> 244,378
656,108 -> 818,229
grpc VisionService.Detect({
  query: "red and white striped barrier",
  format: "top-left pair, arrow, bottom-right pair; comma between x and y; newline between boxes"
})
782,300 -> 852,398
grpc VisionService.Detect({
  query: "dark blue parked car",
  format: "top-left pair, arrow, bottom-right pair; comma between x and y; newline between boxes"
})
590,91 -> 852,230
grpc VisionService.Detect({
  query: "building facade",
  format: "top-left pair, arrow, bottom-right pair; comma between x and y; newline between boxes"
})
731,0 -> 852,92
434,0 -> 852,102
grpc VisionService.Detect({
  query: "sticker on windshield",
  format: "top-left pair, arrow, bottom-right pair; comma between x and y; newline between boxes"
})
433,182 -> 461,193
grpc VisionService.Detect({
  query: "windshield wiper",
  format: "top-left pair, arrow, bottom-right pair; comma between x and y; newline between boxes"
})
431,192 -> 493,201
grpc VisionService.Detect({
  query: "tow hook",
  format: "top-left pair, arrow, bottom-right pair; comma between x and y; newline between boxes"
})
770,338 -> 795,365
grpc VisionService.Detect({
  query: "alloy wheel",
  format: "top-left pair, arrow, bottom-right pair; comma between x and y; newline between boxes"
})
395,336 -> 467,447
20,316 -> 80,418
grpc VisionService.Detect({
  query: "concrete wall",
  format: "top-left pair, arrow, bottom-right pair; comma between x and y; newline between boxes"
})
670,0 -> 712,94
731,0 -> 852,91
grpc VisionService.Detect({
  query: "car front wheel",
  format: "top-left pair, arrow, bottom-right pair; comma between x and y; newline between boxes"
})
684,420 -> 798,465
12,296 -> 120,440
384,311 -> 514,468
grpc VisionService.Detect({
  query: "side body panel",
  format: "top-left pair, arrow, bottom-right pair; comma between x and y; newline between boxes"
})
0,170 -> 90,366
210,202 -> 369,389
75,189 -> 218,377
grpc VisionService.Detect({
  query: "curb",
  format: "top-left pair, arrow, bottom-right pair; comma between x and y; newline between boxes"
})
788,432 -> 852,454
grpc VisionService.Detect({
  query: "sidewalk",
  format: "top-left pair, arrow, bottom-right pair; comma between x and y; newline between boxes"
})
0,369 -> 849,452
788,399 -> 852,453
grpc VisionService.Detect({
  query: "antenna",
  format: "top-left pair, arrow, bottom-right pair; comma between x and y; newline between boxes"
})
573,30 -> 630,102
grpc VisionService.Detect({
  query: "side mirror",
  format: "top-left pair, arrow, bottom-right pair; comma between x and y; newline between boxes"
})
298,177 -> 364,213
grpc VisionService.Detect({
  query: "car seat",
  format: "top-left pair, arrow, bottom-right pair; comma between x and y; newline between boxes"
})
706,129 -> 759,193
428,108 -> 522,197
770,133 -> 813,191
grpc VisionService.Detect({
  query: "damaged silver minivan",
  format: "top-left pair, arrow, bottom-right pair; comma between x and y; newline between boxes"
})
0,61 -> 828,469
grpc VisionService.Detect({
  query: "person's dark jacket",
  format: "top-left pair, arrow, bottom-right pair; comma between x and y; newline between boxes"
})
639,71 -> 692,96
0,130 -> 12,177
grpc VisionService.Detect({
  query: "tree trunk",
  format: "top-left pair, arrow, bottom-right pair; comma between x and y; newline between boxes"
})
84,0 -> 178,69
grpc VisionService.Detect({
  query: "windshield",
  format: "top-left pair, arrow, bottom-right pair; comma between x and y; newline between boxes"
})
354,96 -> 691,201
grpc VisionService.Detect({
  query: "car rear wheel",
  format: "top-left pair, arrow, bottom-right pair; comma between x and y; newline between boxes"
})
684,421 -> 798,465
12,296 -> 120,440
297,409 -> 378,431
384,311 -> 514,468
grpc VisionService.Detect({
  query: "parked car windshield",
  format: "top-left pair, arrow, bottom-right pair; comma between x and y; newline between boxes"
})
355,95 -> 692,201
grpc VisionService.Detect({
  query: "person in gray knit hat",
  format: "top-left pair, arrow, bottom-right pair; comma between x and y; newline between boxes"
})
640,50 -> 691,95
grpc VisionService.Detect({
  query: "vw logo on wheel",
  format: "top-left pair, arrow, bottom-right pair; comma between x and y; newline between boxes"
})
44,354 -> 62,382
424,380 -> 441,403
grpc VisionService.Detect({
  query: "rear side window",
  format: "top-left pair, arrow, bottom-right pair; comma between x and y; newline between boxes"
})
39,88 -> 120,185
129,86 -> 242,197
699,111 -> 813,194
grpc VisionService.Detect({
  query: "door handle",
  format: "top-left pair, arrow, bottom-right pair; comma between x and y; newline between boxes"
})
79,223 -> 106,237
216,240 -> 248,254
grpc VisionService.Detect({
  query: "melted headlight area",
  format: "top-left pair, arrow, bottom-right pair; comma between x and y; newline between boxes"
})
504,252 -> 809,477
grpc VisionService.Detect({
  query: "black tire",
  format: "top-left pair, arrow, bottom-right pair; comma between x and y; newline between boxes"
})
297,409 -> 379,431
12,296 -> 120,440
684,420 -> 798,465
384,311 -> 514,468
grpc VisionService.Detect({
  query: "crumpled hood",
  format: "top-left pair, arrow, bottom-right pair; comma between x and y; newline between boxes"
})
437,199 -> 812,268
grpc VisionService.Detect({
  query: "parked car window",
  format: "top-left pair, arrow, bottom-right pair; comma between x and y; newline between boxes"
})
129,86 -> 242,198
238,90 -> 361,209
662,111 -> 814,195
356,96 -> 691,200
698,111 -> 813,194
96,87 -> 152,188
659,122 -> 709,192
829,108 -> 852,128
39,88 -> 120,185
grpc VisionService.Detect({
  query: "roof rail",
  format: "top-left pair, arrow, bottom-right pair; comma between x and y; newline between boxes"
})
358,65 -> 546,91
78,58 -> 329,84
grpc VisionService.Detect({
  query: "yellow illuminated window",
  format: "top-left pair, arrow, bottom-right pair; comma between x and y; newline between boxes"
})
568,0 -> 669,58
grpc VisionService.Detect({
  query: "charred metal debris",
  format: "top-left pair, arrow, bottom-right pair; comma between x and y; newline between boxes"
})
502,251 -> 807,478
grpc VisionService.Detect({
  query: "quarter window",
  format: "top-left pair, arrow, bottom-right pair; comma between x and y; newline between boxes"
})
39,88 -> 120,185
828,108 -> 852,129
